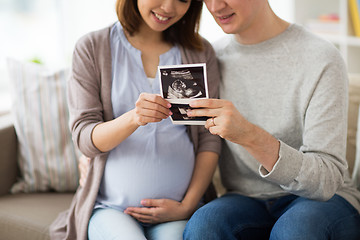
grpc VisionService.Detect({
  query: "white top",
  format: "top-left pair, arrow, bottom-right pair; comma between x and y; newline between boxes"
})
95,22 -> 195,211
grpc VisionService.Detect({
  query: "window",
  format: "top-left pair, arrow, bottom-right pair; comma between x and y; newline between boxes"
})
0,0 -> 117,114
0,0 -> 291,114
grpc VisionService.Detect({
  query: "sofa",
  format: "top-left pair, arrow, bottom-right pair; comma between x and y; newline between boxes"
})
0,113 -> 74,240
1,74 -> 360,240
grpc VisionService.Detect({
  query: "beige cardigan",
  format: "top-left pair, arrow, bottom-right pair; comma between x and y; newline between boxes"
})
49,25 -> 221,240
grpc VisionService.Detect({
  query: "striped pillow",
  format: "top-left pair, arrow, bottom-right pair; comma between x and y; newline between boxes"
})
7,59 -> 80,193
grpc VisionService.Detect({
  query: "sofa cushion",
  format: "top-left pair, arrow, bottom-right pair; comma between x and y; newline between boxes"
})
0,114 -> 18,196
0,193 -> 73,240
7,59 -> 80,193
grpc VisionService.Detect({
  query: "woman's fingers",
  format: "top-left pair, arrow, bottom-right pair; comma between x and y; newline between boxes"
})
126,211 -> 154,223
134,93 -> 172,125
139,93 -> 170,108
135,100 -> 171,118
78,155 -> 90,187
125,207 -> 158,223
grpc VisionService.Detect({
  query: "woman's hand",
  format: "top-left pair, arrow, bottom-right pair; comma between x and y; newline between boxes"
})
124,199 -> 193,224
92,93 -> 171,152
78,155 -> 90,187
133,93 -> 172,126
187,99 -> 254,145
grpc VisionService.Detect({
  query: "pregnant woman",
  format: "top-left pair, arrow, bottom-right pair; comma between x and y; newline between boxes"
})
49,0 -> 220,239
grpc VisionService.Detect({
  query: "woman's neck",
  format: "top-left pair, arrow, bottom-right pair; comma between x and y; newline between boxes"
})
125,22 -> 170,51
124,22 -> 173,78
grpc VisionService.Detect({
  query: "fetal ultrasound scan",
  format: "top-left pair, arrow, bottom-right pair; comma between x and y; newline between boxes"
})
158,63 -> 209,125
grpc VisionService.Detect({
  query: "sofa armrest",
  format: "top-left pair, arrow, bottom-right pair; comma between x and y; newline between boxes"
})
0,114 -> 18,196
348,74 -> 360,176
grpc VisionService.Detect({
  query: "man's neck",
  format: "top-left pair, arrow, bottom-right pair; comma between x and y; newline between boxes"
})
235,6 -> 290,45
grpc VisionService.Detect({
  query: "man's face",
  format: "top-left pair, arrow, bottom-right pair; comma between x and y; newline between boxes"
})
204,0 -> 264,35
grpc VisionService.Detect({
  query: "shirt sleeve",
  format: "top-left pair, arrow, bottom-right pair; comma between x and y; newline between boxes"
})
196,39 -> 222,155
184,38 -> 222,156
67,34 -> 105,158
259,49 -> 349,201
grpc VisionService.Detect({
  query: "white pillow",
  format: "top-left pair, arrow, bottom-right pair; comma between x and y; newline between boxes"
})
7,58 -> 80,193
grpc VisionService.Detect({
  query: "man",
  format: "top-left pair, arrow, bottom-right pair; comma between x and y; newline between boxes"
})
184,0 -> 360,239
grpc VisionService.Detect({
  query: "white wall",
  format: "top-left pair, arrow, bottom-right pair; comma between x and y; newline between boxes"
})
0,0 -> 293,113
269,0 -> 294,22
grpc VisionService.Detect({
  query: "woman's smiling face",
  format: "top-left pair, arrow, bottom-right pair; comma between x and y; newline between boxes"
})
137,0 -> 191,32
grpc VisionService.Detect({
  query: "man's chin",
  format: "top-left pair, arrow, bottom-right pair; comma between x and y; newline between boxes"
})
218,25 -> 237,34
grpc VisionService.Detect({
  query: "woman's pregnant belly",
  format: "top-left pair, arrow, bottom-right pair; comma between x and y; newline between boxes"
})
96,122 -> 195,211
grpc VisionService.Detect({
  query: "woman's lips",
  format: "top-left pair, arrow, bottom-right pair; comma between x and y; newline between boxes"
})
152,12 -> 171,23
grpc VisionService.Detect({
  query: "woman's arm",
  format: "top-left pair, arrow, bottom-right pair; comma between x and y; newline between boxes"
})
124,151 -> 219,223
92,93 -> 172,152
68,34 -> 172,155
180,151 -> 219,215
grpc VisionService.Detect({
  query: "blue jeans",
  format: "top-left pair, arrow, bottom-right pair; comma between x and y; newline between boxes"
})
183,193 -> 360,240
88,208 -> 187,240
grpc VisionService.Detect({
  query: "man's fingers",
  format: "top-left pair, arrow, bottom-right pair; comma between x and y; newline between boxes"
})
187,108 -> 216,118
205,117 -> 215,129
189,98 -> 224,108
187,99 -> 227,117
208,125 -> 223,138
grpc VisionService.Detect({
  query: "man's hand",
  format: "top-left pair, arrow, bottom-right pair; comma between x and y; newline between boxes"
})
187,99 -> 254,145
188,99 -> 280,172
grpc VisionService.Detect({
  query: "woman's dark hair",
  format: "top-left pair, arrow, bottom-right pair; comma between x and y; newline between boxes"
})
116,0 -> 203,50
